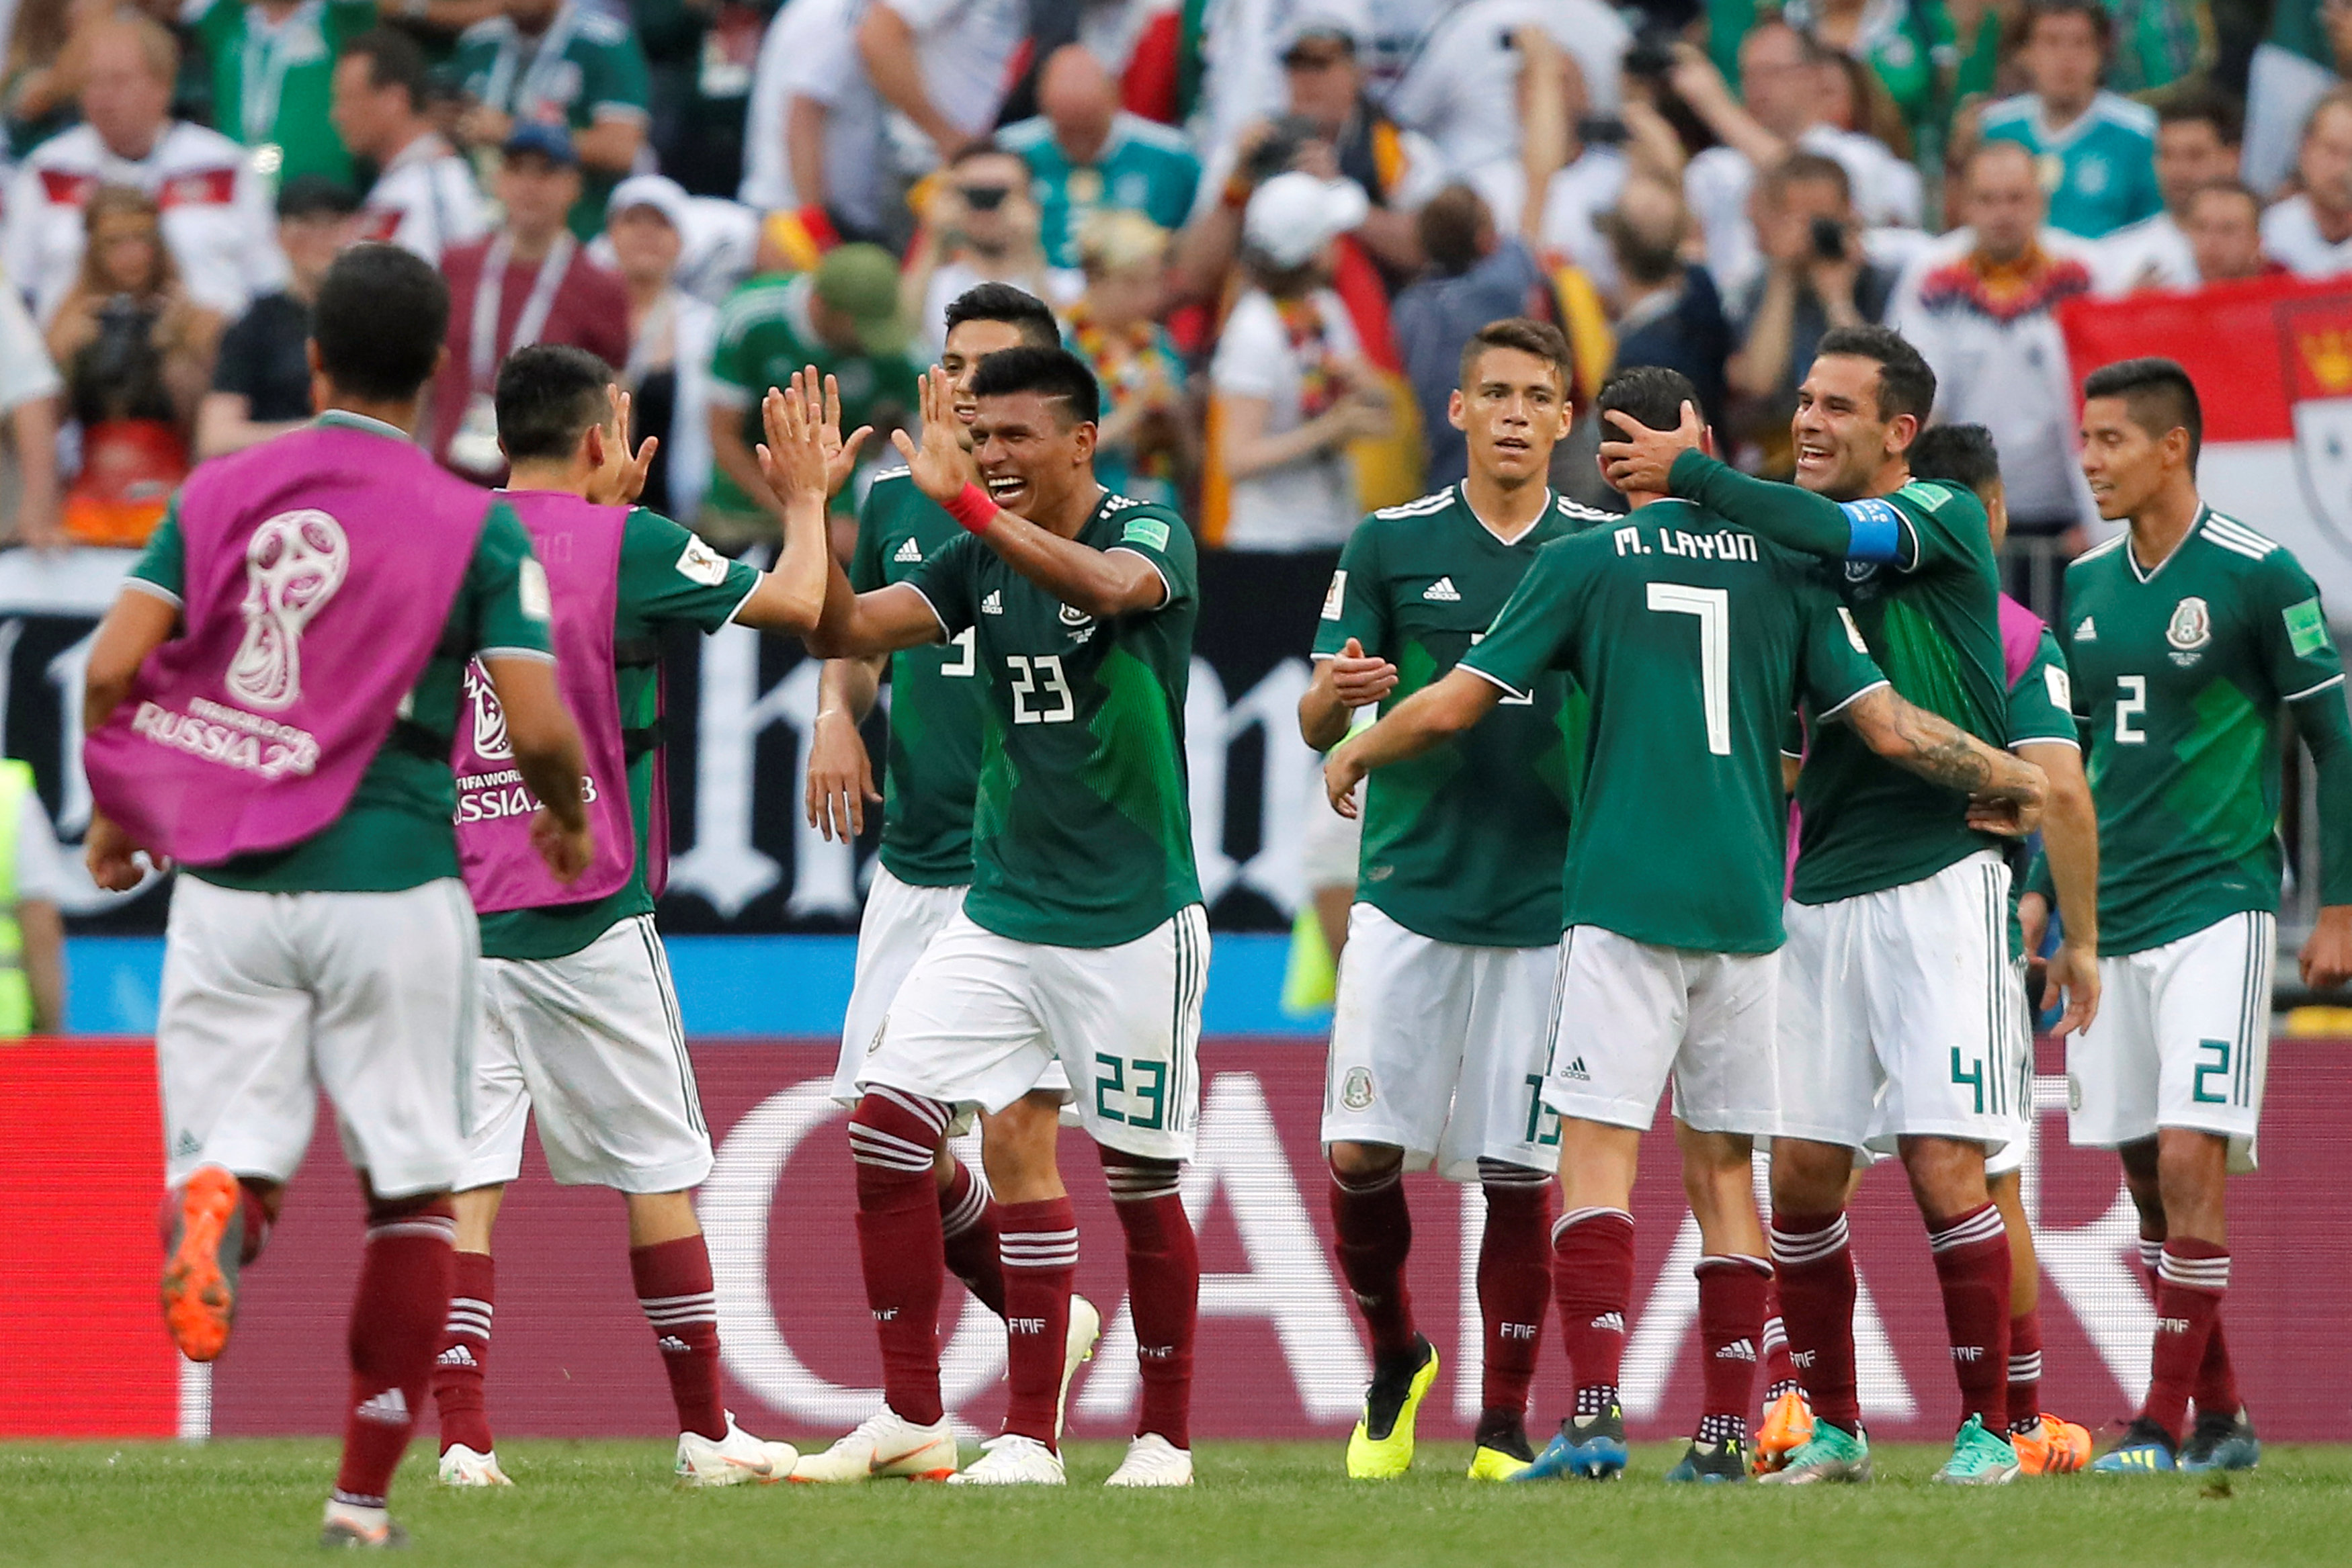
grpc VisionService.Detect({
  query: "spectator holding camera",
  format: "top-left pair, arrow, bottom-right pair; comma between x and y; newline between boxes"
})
195,174 -> 357,459
1725,153 -> 1896,472
901,140 -> 1078,353
1210,171 -> 1394,552
45,184 -> 221,548
1067,209 -> 1192,511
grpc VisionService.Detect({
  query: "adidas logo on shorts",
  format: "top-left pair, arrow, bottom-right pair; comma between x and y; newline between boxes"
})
1423,576 -> 1462,602
894,537 -> 923,563
1560,1056 -> 1591,1082
172,1131 -> 200,1157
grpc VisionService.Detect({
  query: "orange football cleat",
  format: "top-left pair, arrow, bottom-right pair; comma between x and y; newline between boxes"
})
1753,1389 -> 1816,1474
160,1166 -> 243,1362
2012,1413 -> 2093,1475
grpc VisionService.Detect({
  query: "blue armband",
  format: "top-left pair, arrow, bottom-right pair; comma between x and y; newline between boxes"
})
1837,498 -> 1905,564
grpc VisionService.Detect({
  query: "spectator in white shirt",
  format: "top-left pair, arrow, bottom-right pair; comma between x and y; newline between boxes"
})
739,0 -> 888,241
855,0 -> 1026,177
900,142 -> 1081,353
0,282 -> 63,550
2095,92 -> 2242,295
1209,171 -> 1394,552
604,175 -> 718,524
1381,0 -> 1629,184
2185,182 -> 2282,284
2263,89 -> 2352,278
2,15 -> 284,323
331,28 -> 491,267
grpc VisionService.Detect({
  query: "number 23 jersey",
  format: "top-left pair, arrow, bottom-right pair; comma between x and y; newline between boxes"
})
902,490 -> 1203,949
2059,507 -> 2347,955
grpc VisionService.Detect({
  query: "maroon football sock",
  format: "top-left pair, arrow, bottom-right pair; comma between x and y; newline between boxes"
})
333,1197 -> 454,1509
632,1234 -> 726,1442
1104,1151 -> 1198,1450
1769,1209 -> 1859,1432
1760,1295 -> 1798,1399
1695,1254 -> 1771,1442
1550,1207 -> 1635,1409
937,1157 -> 1007,1319
999,1196 -> 1079,1448
2144,1240 -> 2229,1444
429,1250 -> 495,1455
2007,1307 -> 2043,1435
1475,1162 -> 1552,1422
1329,1165 -> 1417,1360
849,1088 -> 952,1427
1927,1203 -> 2011,1430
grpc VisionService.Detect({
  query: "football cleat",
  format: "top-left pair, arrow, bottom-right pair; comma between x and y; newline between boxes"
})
1104,1433 -> 1193,1487
1757,1420 -> 1872,1485
1753,1387 -> 1815,1474
1933,1415 -> 2020,1485
2090,1417 -> 2178,1475
2011,1413 -> 2092,1476
1059,1294 -> 1102,1441
2181,1407 -> 2261,1473
789,1409 -> 958,1483
1344,1336 -> 1437,1479
1665,1438 -> 1750,1483
436,1444 -> 513,1487
1466,1411 -> 1536,1481
1466,1444 -> 1534,1483
947,1434 -> 1066,1486
161,1166 -> 244,1363
319,1499 -> 406,1550
675,1413 -> 798,1486
1513,1405 -> 1628,1482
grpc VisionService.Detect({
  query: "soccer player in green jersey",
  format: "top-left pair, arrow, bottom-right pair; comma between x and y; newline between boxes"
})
797,283 -> 1109,1484
425,349 -> 837,1489
1297,318 -> 1602,1483
2051,359 -> 2352,1475
806,349 -> 1206,1489
1327,365 -> 2046,1487
1602,325 -> 2038,1485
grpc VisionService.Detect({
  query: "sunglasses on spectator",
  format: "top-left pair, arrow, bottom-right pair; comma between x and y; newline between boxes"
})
958,184 -> 1013,212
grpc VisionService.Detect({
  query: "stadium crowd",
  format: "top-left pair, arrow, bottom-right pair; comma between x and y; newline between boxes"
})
0,0 -> 2335,580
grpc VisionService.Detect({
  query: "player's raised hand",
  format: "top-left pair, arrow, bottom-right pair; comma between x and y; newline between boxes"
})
758,382 -> 832,505
530,807 -> 595,885
1329,637 -> 1398,707
2300,904 -> 2352,988
891,365 -> 979,506
592,384 -> 659,506
806,707 -> 881,840
83,810 -> 157,891
1324,746 -> 1368,819
792,365 -> 872,498
1599,400 -> 1706,495
2044,935 -> 2101,1037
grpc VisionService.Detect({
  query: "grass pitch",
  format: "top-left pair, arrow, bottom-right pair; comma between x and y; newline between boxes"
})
3,1439 -> 2345,1566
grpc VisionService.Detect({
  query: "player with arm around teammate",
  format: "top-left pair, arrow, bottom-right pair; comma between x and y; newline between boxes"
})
79,244 -> 591,1549
1297,318 -> 1607,1483
425,347 -> 839,1489
803,348 -> 1206,1488
2054,359 -> 2352,1474
1328,365 -> 2047,1486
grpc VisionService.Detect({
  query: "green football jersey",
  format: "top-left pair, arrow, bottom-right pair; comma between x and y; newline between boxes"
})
1669,454 -> 2010,904
2059,507 -> 2348,955
191,0 -> 379,187
904,491 -> 1202,947
2005,621 -> 2077,958
1460,500 -> 1886,953
479,507 -> 761,961
452,3 -> 651,237
851,470 -> 986,887
1310,485 -> 1599,947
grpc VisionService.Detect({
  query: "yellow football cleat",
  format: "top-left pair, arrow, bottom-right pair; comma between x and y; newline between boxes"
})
2013,1412 -> 2093,1475
1345,1336 -> 1438,1479
1753,1388 -> 1816,1475
1466,1444 -> 1533,1482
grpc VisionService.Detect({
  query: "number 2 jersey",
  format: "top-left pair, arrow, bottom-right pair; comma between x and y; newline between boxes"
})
2059,506 -> 2352,955
901,490 -> 1202,947
1459,499 -> 1887,953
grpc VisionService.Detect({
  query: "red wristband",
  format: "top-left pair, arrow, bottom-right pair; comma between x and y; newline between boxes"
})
944,482 -> 996,535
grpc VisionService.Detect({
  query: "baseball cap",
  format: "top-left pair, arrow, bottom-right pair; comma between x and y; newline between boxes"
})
813,243 -> 911,357
503,121 -> 579,168
276,173 -> 361,222
1243,171 -> 1370,269
607,173 -> 691,233
1278,7 -> 1363,63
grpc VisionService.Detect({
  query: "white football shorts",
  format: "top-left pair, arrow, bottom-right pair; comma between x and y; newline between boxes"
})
1985,955 -> 2037,1180
1543,924 -> 1779,1138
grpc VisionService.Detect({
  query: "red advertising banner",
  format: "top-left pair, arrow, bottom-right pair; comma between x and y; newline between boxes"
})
10,1041 -> 2352,1444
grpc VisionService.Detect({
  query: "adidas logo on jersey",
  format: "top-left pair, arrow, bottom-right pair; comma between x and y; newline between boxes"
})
1559,1056 -> 1591,1082
893,537 -> 923,563
354,1389 -> 409,1424
436,1346 -> 477,1368
981,591 -> 1003,615
1423,576 -> 1462,602
2075,616 -> 2097,641
1716,1338 -> 1757,1362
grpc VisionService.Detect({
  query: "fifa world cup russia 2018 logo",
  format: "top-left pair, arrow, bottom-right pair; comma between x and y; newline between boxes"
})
464,660 -> 514,761
226,509 -> 350,711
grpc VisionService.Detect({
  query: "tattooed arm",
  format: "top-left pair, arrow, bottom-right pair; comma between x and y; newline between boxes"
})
1836,686 -> 2047,835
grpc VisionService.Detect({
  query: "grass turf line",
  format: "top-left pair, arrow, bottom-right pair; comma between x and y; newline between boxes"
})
2,1440 -> 2344,1566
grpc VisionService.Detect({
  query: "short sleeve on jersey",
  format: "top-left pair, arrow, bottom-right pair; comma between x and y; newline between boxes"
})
1310,519 -> 1389,658
2008,627 -> 2080,746
2255,554 -> 2347,702
902,529 -> 980,636
469,502 -> 556,660
1888,478 -> 1990,574
618,507 -> 760,633
1798,591 -> 1889,715
1104,502 -> 1197,611
1456,541 -> 1581,699
128,505 -> 186,603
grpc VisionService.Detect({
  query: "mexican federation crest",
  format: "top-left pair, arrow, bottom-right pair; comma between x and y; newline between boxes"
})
2167,596 -> 2212,652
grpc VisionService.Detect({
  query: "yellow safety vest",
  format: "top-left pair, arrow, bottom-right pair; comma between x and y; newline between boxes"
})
0,760 -> 34,1037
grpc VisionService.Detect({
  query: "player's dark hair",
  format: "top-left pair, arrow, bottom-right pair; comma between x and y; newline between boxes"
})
2082,356 -> 2203,468
2018,0 -> 2111,49
312,243 -> 446,403
1814,324 -> 1937,431
1761,150 -> 1851,205
968,345 -> 1101,425
1597,364 -> 1699,439
942,281 -> 1061,350
2157,86 -> 2243,148
1906,423 -> 2003,498
1459,317 -> 1570,396
343,27 -> 429,112
495,344 -> 617,462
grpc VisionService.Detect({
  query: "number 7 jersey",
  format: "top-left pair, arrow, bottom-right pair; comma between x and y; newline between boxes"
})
902,490 -> 1202,948
2058,507 -> 2348,955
